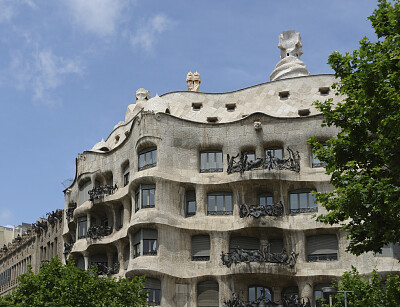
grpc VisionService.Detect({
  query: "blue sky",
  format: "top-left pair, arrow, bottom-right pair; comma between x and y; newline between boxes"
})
0,0 -> 378,226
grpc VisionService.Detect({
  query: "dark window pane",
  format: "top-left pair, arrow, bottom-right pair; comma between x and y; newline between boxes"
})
208,196 -> 215,212
149,189 -> 155,206
225,195 -> 232,212
217,195 -> 224,212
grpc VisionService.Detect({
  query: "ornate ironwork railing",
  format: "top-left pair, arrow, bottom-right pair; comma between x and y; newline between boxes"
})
88,184 -> 118,202
290,207 -> 318,214
66,203 -> 77,221
307,253 -> 338,262
192,256 -> 210,261
239,202 -> 284,218
138,162 -> 157,171
312,161 -> 327,168
87,225 -> 113,240
221,246 -> 298,268
143,251 -> 157,256
208,210 -> 233,216
63,242 -> 74,256
200,167 -> 223,173
224,293 -> 311,307
227,147 -> 300,174
90,262 -> 120,275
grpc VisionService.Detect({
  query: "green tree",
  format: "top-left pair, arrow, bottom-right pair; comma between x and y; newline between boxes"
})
320,267 -> 400,307
0,257 -> 148,307
309,0 -> 400,255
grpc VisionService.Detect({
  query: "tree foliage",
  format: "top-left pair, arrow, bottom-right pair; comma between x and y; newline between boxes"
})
321,267 -> 400,307
0,257 -> 147,307
309,0 -> 400,255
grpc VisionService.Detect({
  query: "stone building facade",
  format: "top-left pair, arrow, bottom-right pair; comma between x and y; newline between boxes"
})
0,210 -> 64,296
62,30 -> 400,307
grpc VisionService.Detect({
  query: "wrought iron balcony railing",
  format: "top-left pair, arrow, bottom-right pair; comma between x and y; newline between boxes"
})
88,184 -> 118,202
66,203 -> 77,221
307,253 -> 338,262
207,210 -> 233,216
290,207 -> 318,214
89,262 -> 120,275
138,162 -> 157,171
227,147 -> 300,174
221,246 -> 298,268
87,225 -> 112,240
192,256 -> 210,261
200,167 -> 223,173
239,202 -> 284,218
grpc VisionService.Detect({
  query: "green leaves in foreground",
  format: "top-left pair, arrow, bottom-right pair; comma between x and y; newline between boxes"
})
0,257 -> 147,307
322,267 -> 400,307
309,0 -> 400,255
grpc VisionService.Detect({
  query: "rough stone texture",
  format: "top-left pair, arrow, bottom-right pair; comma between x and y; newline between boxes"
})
61,75 -> 400,306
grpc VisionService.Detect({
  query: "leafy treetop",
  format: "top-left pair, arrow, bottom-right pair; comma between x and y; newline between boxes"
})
310,0 -> 400,255
0,257 -> 148,307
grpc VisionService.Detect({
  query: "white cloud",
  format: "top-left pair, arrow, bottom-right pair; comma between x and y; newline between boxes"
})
0,0 -> 36,23
8,48 -> 82,106
0,209 -> 13,225
131,14 -> 173,51
65,0 -> 126,37
0,0 -> 15,22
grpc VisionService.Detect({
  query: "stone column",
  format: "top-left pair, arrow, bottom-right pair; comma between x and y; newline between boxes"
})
130,193 -> 136,221
115,241 -> 125,271
107,250 -> 114,268
196,185 -> 206,217
122,198 -> 131,225
83,252 -> 90,270
272,287 -> 282,305
298,280 -> 313,305
112,207 -> 118,232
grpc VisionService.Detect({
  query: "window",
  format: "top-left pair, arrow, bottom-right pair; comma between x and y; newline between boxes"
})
269,239 -> 284,254
259,193 -> 273,207
133,229 -> 158,258
289,190 -> 317,214
138,147 -> 157,171
243,150 -> 256,162
78,180 -> 91,205
197,281 -> 219,307
225,103 -> 236,111
319,87 -> 330,96
279,91 -> 290,99
307,234 -> 338,262
281,286 -> 299,305
265,147 -> 283,160
249,286 -> 272,303
207,117 -> 218,123
192,102 -> 202,110
186,190 -> 196,217
375,243 -> 400,259
207,192 -> 233,215
144,278 -> 161,305
312,145 -> 327,168
77,216 -> 87,239
123,163 -> 130,186
117,206 -> 124,230
314,283 -> 331,307
135,184 -> 156,212
200,151 -> 223,173
230,236 -> 259,252
191,235 -> 210,261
